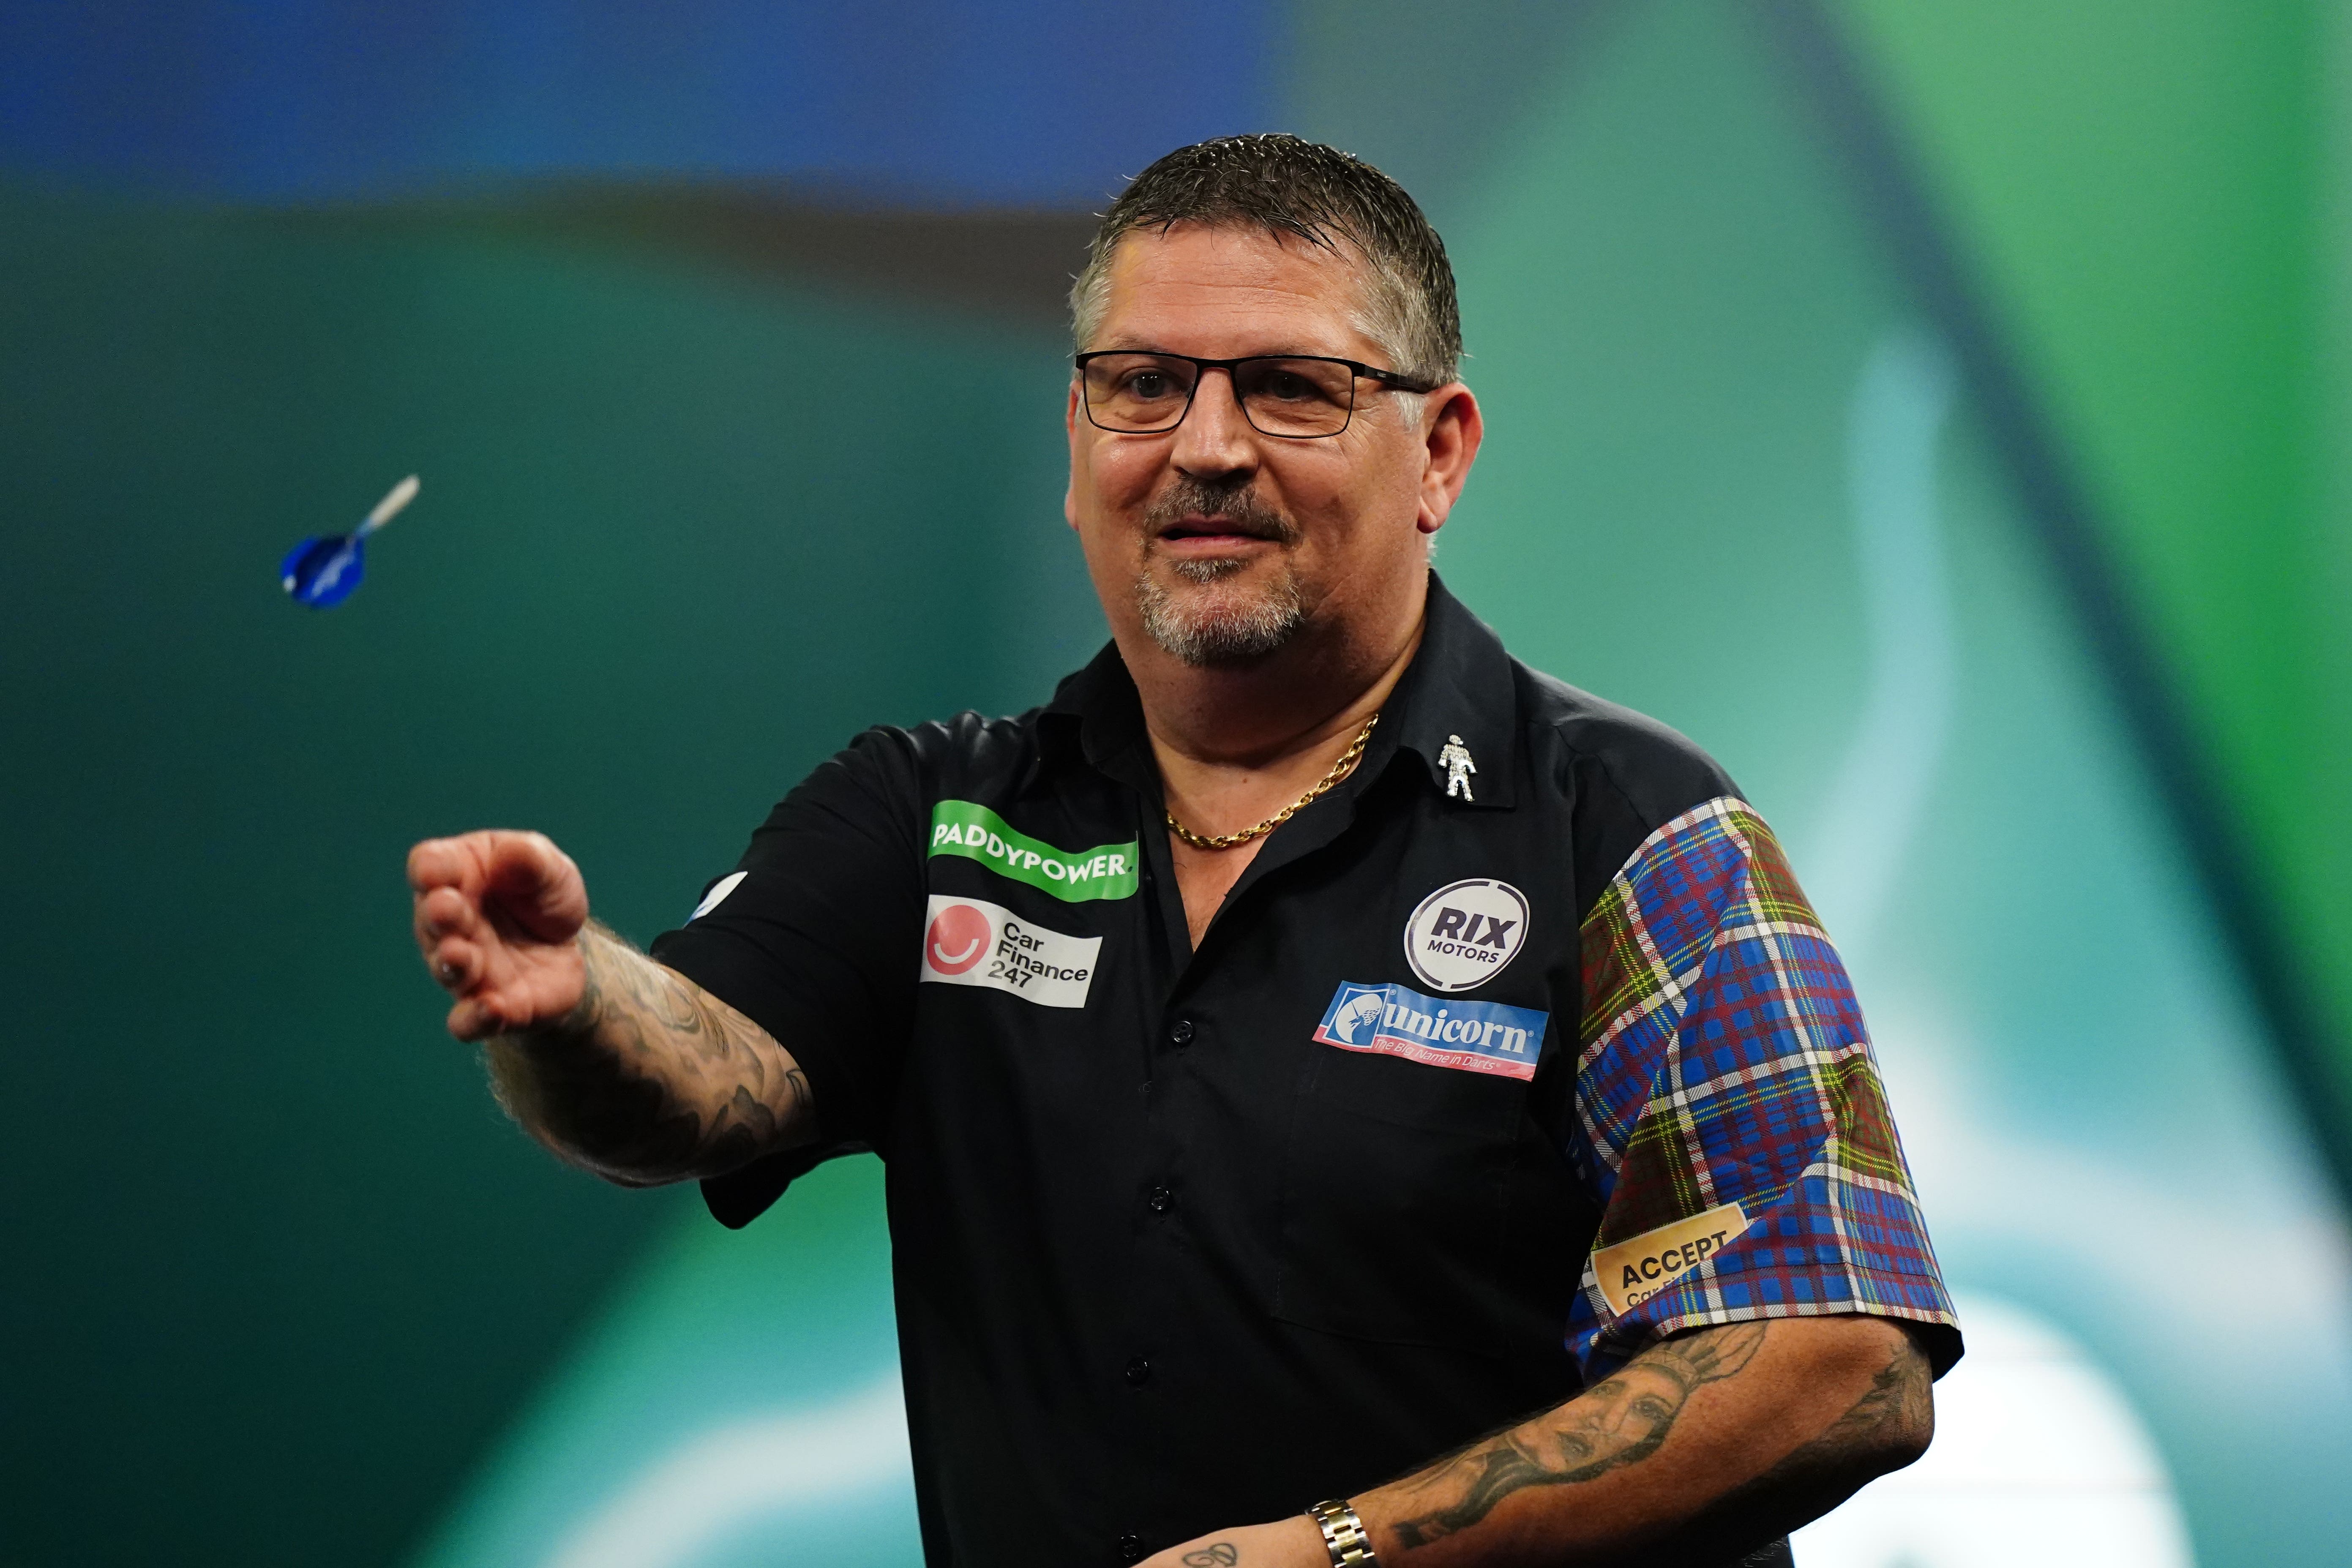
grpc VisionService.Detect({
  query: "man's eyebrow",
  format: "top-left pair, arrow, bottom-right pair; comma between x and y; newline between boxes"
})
1086,340 -> 1354,359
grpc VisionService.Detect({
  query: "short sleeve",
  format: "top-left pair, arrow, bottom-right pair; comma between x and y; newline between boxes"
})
1566,797 -> 1961,1377
648,727 -> 928,1223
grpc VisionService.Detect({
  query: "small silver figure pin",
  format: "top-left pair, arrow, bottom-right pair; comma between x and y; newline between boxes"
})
1439,734 -> 1477,801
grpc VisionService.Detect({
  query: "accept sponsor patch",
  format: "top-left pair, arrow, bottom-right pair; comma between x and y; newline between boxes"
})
1592,1202 -> 1751,1317
919,893 -> 1101,1008
1311,981 -> 1548,1080
928,799 -> 1138,903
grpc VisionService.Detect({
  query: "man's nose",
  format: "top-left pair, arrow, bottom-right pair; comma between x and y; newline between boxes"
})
1171,368 -> 1259,478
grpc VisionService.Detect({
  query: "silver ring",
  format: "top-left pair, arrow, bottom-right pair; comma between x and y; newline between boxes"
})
436,961 -> 461,984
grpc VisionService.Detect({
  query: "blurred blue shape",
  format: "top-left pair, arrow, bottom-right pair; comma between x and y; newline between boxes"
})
280,532 -> 369,608
0,1 -> 1276,207
281,474 -> 417,608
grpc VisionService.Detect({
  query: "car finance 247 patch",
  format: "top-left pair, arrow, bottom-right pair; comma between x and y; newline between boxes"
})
920,894 -> 1100,1007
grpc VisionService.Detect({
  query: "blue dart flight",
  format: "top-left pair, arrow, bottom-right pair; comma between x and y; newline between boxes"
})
281,474 -> 419,608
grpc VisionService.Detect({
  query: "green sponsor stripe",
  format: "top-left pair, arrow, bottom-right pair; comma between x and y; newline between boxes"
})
927,800 -> 1138,903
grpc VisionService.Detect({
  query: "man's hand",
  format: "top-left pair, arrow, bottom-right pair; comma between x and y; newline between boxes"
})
1138,1516 -> 1324,1568
410,830 -> 590,1040
407,830 -> 817,1185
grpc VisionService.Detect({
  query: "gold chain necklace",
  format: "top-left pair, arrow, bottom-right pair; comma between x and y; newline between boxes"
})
1164,713 -> 1380,852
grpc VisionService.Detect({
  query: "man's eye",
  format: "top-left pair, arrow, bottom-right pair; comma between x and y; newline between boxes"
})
1261,372 -> 1315,401
1124,372 -> 1176,399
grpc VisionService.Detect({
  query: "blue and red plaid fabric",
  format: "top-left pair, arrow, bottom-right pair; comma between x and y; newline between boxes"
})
1567,797 -> 1955,1374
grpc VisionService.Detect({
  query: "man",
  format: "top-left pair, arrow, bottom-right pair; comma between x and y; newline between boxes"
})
410,135 -> 1958,1568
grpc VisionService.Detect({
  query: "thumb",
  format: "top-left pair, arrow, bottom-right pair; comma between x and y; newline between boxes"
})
480,831 -> 590,943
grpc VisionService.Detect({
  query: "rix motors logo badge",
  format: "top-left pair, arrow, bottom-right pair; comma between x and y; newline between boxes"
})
1403,877 -> 1531,993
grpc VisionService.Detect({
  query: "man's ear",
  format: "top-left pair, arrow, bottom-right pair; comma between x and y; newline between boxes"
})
1065,378 -> 1084,532
1416,382 -> 1484,536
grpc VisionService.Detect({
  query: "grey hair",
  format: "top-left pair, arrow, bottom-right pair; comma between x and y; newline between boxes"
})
1068,134 -> 1461,392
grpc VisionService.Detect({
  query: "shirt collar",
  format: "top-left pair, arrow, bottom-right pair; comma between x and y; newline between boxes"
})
1036,639 -> 1154,796
1369,571 -> 1519,809
1035,570 -> 1518,810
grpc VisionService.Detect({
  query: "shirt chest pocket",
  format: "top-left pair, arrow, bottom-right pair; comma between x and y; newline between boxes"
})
1271,1043 -> 1531,1352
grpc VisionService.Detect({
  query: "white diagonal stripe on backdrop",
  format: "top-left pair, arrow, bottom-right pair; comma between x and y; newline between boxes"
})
1803,328 -> 1956,961
540,1373 -> 910,1568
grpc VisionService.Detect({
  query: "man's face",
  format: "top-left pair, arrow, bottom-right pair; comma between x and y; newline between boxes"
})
1064,224 -> 1471,671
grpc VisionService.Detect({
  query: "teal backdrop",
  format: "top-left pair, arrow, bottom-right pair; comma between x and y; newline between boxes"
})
4,4 -> 2347,1566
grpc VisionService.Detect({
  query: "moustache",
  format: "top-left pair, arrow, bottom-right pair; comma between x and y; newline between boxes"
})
1142,478 -> 1301,545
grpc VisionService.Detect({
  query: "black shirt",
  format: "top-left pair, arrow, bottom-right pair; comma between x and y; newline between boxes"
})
651,574 -> 1956,1566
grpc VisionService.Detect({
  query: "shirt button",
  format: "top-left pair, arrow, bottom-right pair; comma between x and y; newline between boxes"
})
1168,1017 -> 1195,1047
1118,1535 -> 1144,1563
1148,1185 -> 1174,1214
1124,1356 -> 1152,1386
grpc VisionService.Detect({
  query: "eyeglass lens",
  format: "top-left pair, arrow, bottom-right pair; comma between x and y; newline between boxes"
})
1081,355 -> 1359,436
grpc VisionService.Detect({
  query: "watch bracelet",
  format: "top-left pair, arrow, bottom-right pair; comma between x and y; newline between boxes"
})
1307,1497 -> 1379,1568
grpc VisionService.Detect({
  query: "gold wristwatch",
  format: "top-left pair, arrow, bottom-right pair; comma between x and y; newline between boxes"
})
1307,1498 -> 1379,1567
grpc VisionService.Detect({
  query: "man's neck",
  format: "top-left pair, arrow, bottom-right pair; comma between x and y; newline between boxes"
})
1126,573 -> 1428,830
1138,619 -> 1422,766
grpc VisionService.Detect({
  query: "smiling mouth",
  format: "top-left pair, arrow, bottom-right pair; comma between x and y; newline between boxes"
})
1142,476 -> 1300,555
1156,514 -> 1285,547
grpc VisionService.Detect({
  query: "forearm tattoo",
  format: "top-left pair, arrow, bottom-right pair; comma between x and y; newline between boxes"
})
1389,1321 -> 1770,1548
1719,1327 -> 1932,1512
488,922 -> 813,1184
1386,1320 -> 1933,1557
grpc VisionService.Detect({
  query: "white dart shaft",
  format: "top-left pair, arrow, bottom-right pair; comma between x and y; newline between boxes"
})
360,474 -> 420,534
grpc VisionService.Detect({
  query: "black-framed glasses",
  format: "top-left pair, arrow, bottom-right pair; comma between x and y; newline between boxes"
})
1074,350 -> 1439,439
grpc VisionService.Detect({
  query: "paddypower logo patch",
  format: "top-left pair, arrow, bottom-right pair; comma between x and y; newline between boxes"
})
1311,981 -> 1548,1081
928,800 -> 1138,903
920,894 -> 1101,1008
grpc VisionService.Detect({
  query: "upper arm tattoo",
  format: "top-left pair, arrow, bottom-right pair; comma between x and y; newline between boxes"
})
492,923 -> 814,1184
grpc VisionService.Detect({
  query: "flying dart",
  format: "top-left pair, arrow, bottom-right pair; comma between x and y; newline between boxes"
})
280,474 -> 420,608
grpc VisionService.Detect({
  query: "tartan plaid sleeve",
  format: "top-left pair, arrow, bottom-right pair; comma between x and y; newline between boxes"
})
1565,796 -> 1958,1377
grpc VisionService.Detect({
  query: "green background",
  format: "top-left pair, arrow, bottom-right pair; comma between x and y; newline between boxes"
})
4,3 -> 2347,1564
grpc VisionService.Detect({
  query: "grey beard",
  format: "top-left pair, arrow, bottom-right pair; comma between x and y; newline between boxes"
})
1135,555 -> 1305,666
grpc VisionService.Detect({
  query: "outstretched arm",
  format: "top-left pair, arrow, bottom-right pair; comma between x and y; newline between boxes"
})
411,831 -> 818,1186
1141,1314 -> 1932,1568
483,920 -> 816,1186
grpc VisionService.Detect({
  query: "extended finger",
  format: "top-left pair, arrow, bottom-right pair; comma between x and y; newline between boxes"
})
415,884 -> 482,941
446,995 -> 496,1042
413,889 -> 481,963
407,836 -> 484,894
449,981 -> 541,1040
429,935 -> 483,994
